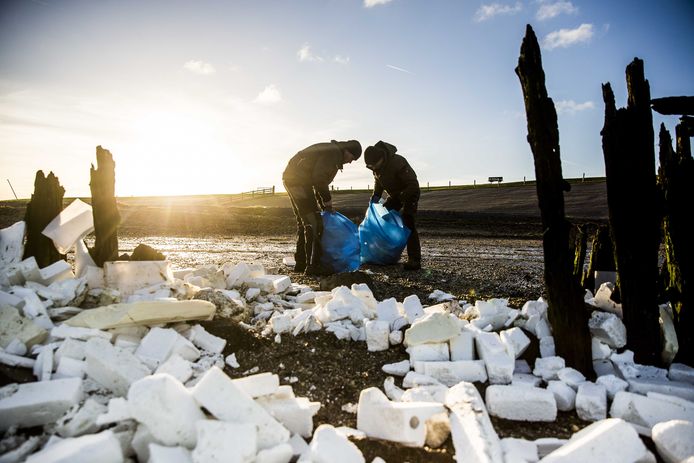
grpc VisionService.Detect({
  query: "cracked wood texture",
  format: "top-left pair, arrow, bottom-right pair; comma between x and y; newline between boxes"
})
89,146 -> 120,266
23,170 -> 65,267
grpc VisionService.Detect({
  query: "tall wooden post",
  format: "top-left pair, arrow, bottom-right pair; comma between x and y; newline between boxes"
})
515,25 -> 592,375
583,225 -> 615,292
600,59 -> 660,365
658,123 -> 694,365
89,146 -> 120,266
23,171 -> 65,267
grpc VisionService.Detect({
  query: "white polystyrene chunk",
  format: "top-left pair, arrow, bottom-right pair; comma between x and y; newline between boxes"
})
403,295 -> 425,323
84,337 -> 150,397
365,320 -> 390,352
651,419 -> 694,463
382,360 -> 411,376
484,352 -> 515,385
610,391 -> 694,433
232,372 -> 280,398
256,443 -> 293,463
414,360 -> 487,385
627,377 -> 694,402
485,385 -> 557,422
540,336 -> 556,358
533,356 -> 565,381
449,330 -> 475,361
499,327 -> 530,359
41,199 -> 94,254
55,398 -> 106,438
25,429 -> 123,463
148,443 -> 193,463
547,381 -> 577,412
556,367 -> 586,390
192,420 -> 257,463
575,383 -> 607,422
596,374 -> 628,400
255,386 -> 321,438
669,363 -> 694,384
0,221 -> 25,267
501,438 -> 538,463
189,324 -> 226,354
588,311 -> 626,349
103,261 -> 174,296
404,312 -> 460,346
309,424 -> 365,463
155,354 -> 193,384
407,342 -> 450,362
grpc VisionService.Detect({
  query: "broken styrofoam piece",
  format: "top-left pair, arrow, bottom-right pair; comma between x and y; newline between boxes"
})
232,372 -> 280,398
376,298 -> 401,324
660,309 -> 679,366
0,435 -> 41,462
0,377 -> 83,430
25,429 -> 123,463
556,367 -> 586,390
575,383 -> 607,422
55,398 -> 107,438
593,359 -> 617,377
0,350 -> 36,369
533,356 -> 565,381
474,331 -> 506,360
0,289 -> 23,309
521,298 -> 548,319
403,295 -> 425,324
389,330 -> 403,345
191,366 -> 290,450
400,385 -> 449,404
499,327 -> 530,359
500,438 -> 538,463
402,371 -> 444,388
590,282 -> 623,317
406,342 -> 450,362
591,338 -> 612,360
525,314 -> 551,339
428,289 -> 455,302
542,418 -> 649,463
255,386 -> 321,438
445,381 -> 504,463
84,337 -> 151,397
384,376 -> 405,402
148,443 -> 193,463
309,424 -> 365,463
103,261 -> 174,297
65,300 -> 215,330
515,359 -> 531,374
17,256 -> 42,283
0,221 -> 25,267
588,311 -> 627,349
96,397 -> 132,426
41,199 -> 94,254
596,374 -> 628,400
128,374 -> 205,448
356,387 -> 445,447
255,443 -> 293,463
669,363 -> 694,385
192,420 -> 257,463
382,360 -> 411,376
449,330 -> 475,361
155,354 -> 194,384
512,373 -> 543,388
547,380 -> 577,412
651,419 -> 694,463
414,360 -> 487,385
539,336 -> 556,358
270,313 -> 293,334
34,344 -> 54,381
39,260 -> 74,286
486,385 -> 557,422
135,327 -> 200,370
627,378 -> 694,402
365,320 -> 390,352
4,338 -> 27,356
484,352 -> 514,385
247,275 -> 291,294
609,391 -> 694,433
404,312 -> 460,347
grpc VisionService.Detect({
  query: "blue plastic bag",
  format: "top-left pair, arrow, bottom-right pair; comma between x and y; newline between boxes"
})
320,211 -> 361,273
358,202 -> 411,264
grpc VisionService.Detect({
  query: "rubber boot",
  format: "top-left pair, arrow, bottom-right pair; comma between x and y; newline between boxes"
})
294,226 -> 306,273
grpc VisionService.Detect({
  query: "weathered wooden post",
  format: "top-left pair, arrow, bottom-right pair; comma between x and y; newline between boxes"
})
89,146 -> 120,266
583,225 -> 615,292
23,171 -> 65,267
600,59 -> 661,365
570,224 -> 587,284
515,25 -> 592,374
656,119 -> 694,365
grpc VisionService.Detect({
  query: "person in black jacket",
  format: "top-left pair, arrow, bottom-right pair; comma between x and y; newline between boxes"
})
364,141 -> 421,270
282,140 -> 362,275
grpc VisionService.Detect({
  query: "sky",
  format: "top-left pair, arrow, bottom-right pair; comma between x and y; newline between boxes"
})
1,0 -> 692,200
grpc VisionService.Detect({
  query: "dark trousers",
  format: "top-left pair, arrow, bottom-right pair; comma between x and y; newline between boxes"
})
284,181 -> 323,269
383,197 -> 421,262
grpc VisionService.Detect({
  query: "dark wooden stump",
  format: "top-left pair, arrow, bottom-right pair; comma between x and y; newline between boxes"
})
23,171 -> 65,267
583,225 -> 615,292
600,59 -> 661,365
89,146 -> 120,266
515,25 -> 592,375
658,123 -> 694,365
570,224 -> 587,285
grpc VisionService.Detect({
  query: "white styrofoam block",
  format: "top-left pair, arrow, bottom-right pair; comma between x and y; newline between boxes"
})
309,424 -> 365,463
41,199 -> 94,254
404,312 -> 460,346
96,397 -> 132,426
406,342 -> 449,362
51,325 -> 112,341
84,337 -> 151,397
55,398 -> 106,438
128,374 -> 205,448
591,338 -> 612,360
512,373 -> 543,388
596,374 -> 628,400
539,336 -> 556,358
256,443 -> 293,463
449,330 -> 475,361
104,261 -> 174,296
255,386 -> 321,438
515,359 -> 531,374
247,275 -> 291,294
484,352 -> 514,385
593,359 -> 616,377
189,324 -> 226,354
0,221 -> 25,267
192,420 -> 257,463
414,360 -> 488,385
384,376 -> 405,402
610,391 -> 694,433
402,371 -> 443,388
651,419 -> 694,463
39,260 -> 74,286
376,297 -> 400,324
25,429 -> 123,463
356,387 -> 444,447
541,418 -> 649,463
135,327 -> 200,370
53,357 -> 86,379
18,256 -> 42,283
232,372 -> 280,398
669,363 -> 694,384
5,338 -> 27,356
382,360 -> 411,376
148,443 -> 193,463
588,311 -> 626,348
445,381 -> 504,463
54,338 -> 86,363
475,331 -> 506,361
501,438 -> 538,463
155,354 -> 193,384
486,385 -> 557,422
628,378 -> 694,402
0,377 -> 83,430
533,356 -> 565,381
403,294 -> 424,323
0,350 -> 35,369
270,313 -> 293,334
401,385 -> 448,404
365,320 -> 390,352
521,299 -> 548,319
389,330 -> 403,345
500,327 -> 530,359
575,383 -> 607,422
556,367 -> 586,390
547,380 -> 577,412
191,366 -> 290,450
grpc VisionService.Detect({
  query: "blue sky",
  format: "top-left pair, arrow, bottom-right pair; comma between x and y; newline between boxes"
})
1,0 -> 692,199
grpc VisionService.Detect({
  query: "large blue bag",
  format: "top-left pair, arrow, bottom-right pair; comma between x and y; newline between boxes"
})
320,211 -> 361,273
359,202 -> 411,264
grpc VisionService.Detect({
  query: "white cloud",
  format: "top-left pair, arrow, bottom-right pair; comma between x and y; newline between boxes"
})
183,60 -> 216,75
333,55 -> 350,65
542,23 -> 594,49
364,0 -> 393,7
297,43 -> 323,62
474,2 -> 522,22
555,99 -> 595,114
536,1 -> 577,21
254,84 -> 282,105
386,64 -> 413,75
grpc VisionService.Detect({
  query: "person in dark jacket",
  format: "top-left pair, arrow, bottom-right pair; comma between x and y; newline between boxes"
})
282,140 -> 362,275
364,141 -> 421,270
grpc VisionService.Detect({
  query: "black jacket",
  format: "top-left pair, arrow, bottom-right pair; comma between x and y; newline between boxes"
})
371,141 -> 420,206
283,142 -> 344,203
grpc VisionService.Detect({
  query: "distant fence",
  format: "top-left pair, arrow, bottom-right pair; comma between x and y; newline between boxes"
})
234,186 -> 275,201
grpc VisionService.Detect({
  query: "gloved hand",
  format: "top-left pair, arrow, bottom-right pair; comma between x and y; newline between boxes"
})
370,194 -> 380,204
